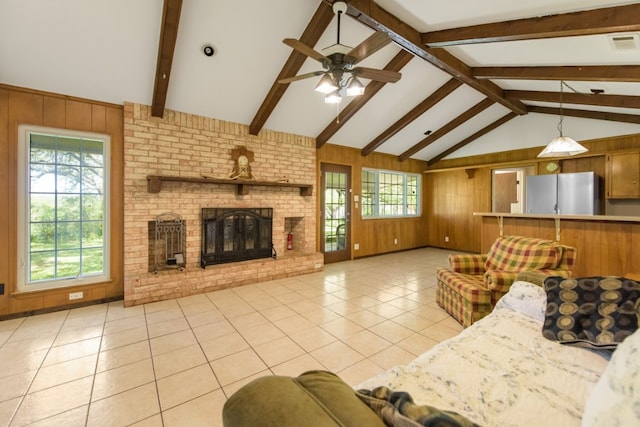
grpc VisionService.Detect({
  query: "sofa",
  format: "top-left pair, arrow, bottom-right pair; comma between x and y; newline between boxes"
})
223,370 -> 478,427
436,235 -> 576,327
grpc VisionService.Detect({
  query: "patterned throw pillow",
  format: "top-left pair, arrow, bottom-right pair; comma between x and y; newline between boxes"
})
542,276 -> 640,349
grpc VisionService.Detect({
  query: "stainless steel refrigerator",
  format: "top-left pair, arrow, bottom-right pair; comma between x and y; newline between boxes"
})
525,172 -> 600,215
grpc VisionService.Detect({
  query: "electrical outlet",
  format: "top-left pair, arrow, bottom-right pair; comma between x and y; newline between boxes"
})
354,243 -> 359,250
394,238 -> 398,245
444,236 -> 449,243
68,291 -> 83,300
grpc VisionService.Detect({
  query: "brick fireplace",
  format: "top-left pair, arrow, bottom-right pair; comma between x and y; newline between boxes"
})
123,103 -> 322,306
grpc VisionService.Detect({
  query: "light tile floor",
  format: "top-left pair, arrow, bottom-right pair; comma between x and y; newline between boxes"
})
0,247 -> 462,426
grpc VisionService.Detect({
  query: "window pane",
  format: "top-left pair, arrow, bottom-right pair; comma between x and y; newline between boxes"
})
57,166 -> 81,193
82,221 -> 103,247
30,223 -> 55,251
82,247 -> 103,274
31,194 -> 56,222
31,164 -> 56,193
57,195 -> 81,220
82,167 -> 103,194
56,249 -> 80,278
82,139 -> 104,166
82,195 -> 103,220
57,222 -> 81,249
30,251 -> 56,281
56,136 -> 81,165
30,134 -> 56,163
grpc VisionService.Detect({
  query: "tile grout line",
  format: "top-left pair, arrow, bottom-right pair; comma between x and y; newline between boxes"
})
8,310 -> 74,426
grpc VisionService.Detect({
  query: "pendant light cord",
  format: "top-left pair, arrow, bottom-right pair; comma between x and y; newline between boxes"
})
557,81 -> 578,137
558,80 -> 564,137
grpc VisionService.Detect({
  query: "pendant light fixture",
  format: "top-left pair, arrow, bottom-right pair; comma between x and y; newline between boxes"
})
538,80 -> 588,158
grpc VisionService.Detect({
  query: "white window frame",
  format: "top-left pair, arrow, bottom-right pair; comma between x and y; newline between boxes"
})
361,168 -> 421,219
17,125 -> 111,292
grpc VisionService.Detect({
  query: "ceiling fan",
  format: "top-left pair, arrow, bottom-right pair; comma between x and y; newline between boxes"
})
278,1 -> 401,104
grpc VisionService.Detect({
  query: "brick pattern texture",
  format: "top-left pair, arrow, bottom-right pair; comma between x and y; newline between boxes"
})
123,103 -> 322,306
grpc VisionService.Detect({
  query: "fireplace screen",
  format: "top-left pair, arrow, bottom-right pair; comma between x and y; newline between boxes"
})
201,208 -> 274,267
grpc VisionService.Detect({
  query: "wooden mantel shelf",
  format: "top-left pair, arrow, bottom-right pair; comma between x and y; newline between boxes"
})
147,175 -> 313,196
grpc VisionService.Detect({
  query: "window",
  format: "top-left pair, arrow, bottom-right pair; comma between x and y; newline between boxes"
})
361,169 -> 420,218
17,126 -> 110,291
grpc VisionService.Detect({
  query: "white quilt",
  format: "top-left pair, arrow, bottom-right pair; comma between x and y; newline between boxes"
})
357,305 -> 610,426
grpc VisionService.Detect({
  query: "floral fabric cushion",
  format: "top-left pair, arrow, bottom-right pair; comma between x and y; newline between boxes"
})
581,328 -> 640,426
494,280 -> 547,322
543,276 -> 640,349
484,235 -> 561,272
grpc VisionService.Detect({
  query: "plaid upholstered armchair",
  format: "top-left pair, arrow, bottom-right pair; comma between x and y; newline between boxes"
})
436,235 -> 576,327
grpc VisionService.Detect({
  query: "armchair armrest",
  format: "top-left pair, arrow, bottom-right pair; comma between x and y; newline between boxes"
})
486,268 -> 573,293
449,254 -> 487,275
485,270 -> 520,293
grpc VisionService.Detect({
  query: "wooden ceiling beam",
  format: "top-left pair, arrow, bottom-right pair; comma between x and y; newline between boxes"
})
361,78 -> 462,156
341,0 -> 528,115
399,98 -> 495,161
507,90 -> 640,109
151,0 -> 183,118
528,105 -> 640,124
421,4 -> 640,47
315,49 -> 414,148
472,65 -> 640,82
427,112 -> 518,166
249,2 -> 334,135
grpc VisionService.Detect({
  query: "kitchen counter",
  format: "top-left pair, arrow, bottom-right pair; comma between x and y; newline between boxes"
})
473,212 -> 640,222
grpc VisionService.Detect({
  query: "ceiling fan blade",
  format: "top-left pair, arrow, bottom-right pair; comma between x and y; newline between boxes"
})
353,67 -> 401,83
283,38 -> 327,62
278,71 -> 326,84
345,32 -> 392,64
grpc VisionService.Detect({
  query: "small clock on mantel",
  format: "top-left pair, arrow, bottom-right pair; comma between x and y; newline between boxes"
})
229,146 -> 254,180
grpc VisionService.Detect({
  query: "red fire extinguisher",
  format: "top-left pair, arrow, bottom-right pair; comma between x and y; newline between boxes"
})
287,232 -> 293,250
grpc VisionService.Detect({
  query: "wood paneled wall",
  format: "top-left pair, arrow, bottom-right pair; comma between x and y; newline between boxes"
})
316,144 -> 429,258
0,85 -> 123,316
425,168 -> 491,252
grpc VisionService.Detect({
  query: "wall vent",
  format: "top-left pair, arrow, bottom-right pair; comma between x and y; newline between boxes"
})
608,34 -> 639,51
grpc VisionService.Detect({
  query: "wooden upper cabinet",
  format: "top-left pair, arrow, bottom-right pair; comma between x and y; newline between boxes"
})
607,151 -> 640,198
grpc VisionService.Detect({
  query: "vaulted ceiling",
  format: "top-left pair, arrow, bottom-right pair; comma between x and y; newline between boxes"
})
2,0 -> 640,164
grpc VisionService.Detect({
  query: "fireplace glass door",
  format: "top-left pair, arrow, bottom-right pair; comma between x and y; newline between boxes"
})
201,208 -> 273,267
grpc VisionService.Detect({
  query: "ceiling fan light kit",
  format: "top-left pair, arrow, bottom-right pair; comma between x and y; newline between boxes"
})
325,90 -> 343,104
538,80 -> 588,158
346,76 -> 365,96
314,74 -> 339,94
